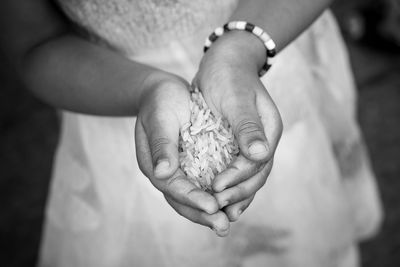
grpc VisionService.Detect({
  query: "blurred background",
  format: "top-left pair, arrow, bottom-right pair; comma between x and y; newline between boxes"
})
0,0 -> 399,266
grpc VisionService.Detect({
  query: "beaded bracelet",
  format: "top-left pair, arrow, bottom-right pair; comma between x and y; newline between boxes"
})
204,21 -> 277,77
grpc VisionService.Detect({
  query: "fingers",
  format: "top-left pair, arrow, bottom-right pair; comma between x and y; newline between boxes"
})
221,90 -> 271,163
214,160 -> 273,209
224,194 -> 255,222
166,196 -> 230,237
136,118 -> 219,215
135,76 -> 191,179
135,118 -> 155,178
256,88 -> 283,155
160,169 -> 219,214
212,155 -> 265,193
140,109 -> 180,179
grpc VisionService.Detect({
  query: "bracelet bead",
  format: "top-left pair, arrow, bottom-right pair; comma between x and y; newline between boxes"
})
215,27 -> 224,36
264,39 -> 276,51
260,32 -> 271,43
227,21 -> 237,30
245,23 -> 255,32
267,48 -> 277,57
236,21 -> 247,30
204,21 -> 277,77
252,26 -> 264,37
209,32 -> 218,42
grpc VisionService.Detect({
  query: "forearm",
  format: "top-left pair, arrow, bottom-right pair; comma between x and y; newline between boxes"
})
21,34 -> 165,116
201,0 -> 333,77
0,0 -> 174,117
231,0 -> 333,51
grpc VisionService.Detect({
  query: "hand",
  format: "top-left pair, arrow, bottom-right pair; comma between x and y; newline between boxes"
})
194,31 -> 283,222
135,71 -> 231,236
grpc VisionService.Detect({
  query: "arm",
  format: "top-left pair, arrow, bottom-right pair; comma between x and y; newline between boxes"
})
200,0 -> 333,76
0,0 -> 170,116
0,0 -> 230,235
196,0 -> 333,221
231,0 -> 333,51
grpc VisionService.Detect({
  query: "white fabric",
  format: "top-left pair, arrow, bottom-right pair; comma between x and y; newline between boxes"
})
39,1 -> 382,266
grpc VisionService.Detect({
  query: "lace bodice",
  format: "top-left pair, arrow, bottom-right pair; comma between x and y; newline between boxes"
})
56,0 -> 239,56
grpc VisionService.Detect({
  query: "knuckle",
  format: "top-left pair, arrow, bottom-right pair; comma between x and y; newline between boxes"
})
185,187 -> 199,199
235,118 -> 264,138
235,156 -> 260,172
165,173 -> 186,189
150,137 -> 170,160
242,162 -> 261,179
231,158 -> 255,177
221,91 -> 255,110
234,183 -> 250,200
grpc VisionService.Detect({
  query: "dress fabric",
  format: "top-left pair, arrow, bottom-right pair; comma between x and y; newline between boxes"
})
40,1 -> 383,266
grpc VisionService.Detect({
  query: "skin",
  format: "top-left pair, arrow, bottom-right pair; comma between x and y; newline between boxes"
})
0,0 -> 332,237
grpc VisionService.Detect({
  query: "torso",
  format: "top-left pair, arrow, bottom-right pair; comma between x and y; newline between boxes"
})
56,0 -> 239,56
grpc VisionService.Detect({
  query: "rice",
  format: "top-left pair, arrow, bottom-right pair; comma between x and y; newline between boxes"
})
179,87 -> 239,192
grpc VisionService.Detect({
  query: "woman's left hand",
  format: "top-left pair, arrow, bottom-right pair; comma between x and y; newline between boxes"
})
194,31 -> 283,222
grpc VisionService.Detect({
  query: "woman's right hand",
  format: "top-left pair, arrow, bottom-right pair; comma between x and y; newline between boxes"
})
135,71 -> 231,236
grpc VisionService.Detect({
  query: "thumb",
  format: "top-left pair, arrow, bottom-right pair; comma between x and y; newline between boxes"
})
223,94 -> 270,162
140,110 -> 180,179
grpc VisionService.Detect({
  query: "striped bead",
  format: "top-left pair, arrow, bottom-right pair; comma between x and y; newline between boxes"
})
264,39 -> 276,50
260,32 -> 271,43
236,21 -> 247,30
227,21 -> 237,30
252,26 -> 263,37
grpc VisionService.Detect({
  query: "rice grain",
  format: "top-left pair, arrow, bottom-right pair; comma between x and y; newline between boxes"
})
179,87 -> 239,192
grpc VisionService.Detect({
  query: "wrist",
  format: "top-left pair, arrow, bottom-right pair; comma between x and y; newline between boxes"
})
203,30 -> 266,73
138,70 -> 189,109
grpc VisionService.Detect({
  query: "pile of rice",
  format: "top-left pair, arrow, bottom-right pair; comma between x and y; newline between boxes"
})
179,87 -> 239,192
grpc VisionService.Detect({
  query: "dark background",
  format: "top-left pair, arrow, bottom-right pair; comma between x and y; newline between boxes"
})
1,1 -> 399,266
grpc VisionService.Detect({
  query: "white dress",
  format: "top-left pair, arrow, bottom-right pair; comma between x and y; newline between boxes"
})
40,1 -> 383,266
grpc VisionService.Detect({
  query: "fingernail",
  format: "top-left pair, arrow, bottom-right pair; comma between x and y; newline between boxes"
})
248,142 -> 268,158
230,209 -> 243,222
235,209 -> 243,221
237,209 -> 243,216
212,227 -> 230,237
154,159 -> 170,177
